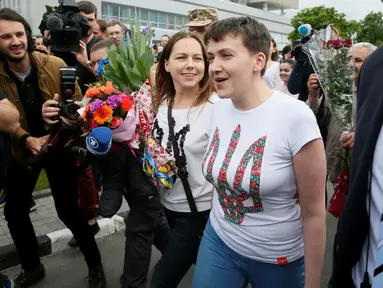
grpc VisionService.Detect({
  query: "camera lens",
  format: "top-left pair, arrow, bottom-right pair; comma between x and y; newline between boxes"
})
62,103 -> 81,120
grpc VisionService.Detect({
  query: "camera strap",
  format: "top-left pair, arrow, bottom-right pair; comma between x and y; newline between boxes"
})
167,98 -> 201,228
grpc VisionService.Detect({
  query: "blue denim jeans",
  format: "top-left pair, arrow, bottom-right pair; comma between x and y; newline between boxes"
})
192,220 -> 305,288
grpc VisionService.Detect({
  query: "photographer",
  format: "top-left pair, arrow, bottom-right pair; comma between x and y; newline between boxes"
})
0,8 -> 105,287
287,41 -> 314,101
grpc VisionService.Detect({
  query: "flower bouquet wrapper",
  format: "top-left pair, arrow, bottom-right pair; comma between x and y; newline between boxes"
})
302,26 -> 354,133
134,80 -> 177,189
111,108 -> 136,143
303,26 -> 354,211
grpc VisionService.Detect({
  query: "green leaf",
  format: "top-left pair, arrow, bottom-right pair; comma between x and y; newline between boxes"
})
135,58 -> 147,80
118,37 -> 128,60
120,61 -> 143,91
141,51 -> 154,78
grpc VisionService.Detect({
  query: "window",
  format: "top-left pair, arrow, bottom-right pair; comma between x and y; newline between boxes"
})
167,14 -> 175,30
102,3 -> 187,32
102,2 -> 108,15
130,7 -> 137,20
158,12 -> 167,29
176,15 -> 183,26
121,7 -> 128,19
140,9 -> 149,26
150,11 -> 158,23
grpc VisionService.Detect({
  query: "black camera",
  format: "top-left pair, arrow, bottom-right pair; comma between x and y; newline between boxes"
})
39,0 -> 90,53
51,67 -> 80,121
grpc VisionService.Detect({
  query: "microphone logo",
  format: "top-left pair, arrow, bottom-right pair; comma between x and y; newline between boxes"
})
88,136 -> 99,149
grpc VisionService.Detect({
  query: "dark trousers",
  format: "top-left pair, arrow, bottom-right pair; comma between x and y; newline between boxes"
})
4,153 -> 101,271
121,192 -> 170,288
150,208 -> 210,288
98,145 -> 170,288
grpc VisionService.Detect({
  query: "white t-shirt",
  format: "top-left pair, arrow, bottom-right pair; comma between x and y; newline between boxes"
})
263,61 -> 283,90
352,125 -> 383,285
202,91 -> 322,264
152,94 -> 218,212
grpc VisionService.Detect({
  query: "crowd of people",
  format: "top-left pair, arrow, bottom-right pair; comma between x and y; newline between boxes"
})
0,1 -> 382,288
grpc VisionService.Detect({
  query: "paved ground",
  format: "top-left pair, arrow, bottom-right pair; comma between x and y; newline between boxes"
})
1,183 -> 338,288
0,193 -> 130,246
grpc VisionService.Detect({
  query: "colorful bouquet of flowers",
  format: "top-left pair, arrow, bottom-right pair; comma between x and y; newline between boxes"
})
303,25 -> 354,218
81,81 -> 136,143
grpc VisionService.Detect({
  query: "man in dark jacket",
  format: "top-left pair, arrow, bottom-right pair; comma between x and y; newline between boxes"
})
330,45 -> 383,287
0,8 -> 105,287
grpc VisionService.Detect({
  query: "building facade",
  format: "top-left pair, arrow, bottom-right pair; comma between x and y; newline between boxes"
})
0,0 -> 294,48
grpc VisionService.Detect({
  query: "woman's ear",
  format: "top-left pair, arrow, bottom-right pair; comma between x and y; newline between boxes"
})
164,59 -> 169,73
253,52 -> 267,74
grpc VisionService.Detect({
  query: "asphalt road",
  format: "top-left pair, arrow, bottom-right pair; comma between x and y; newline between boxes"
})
2,184 -> 338,288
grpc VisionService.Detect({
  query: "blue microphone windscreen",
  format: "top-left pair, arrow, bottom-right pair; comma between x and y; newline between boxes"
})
86,127 -> 112,155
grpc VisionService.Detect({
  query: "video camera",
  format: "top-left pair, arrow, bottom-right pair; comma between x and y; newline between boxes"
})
51,67 -> 81,121
39,0 -> 90,54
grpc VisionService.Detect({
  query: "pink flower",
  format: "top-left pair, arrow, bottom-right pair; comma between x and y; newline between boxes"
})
110,117 -> 123,129
88,118 -> 98,129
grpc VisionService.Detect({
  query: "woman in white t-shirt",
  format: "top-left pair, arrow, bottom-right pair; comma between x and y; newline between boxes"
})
263,39 -> 283,89
192,17 -> 326,288
150,31 -> 216,288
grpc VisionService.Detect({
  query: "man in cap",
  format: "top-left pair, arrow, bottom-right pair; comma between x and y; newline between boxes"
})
184,7 -> 218,40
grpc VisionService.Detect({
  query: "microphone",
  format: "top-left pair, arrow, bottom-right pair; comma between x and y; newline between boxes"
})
46,14 -> 64,32
85,127 -> 112,156
298,24 -> 312,37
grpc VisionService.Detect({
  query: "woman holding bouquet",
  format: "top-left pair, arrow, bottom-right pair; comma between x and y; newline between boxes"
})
150,30 -> 217,288
192,17 -> 326,288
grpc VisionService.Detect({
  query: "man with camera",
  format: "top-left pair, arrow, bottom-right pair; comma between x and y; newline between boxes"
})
0,8 -> 106,287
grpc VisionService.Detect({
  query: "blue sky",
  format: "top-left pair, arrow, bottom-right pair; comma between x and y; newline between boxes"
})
284,0 -> 383,20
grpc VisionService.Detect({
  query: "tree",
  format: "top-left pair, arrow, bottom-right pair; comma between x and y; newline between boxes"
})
356,12 -> 383,47
288,6 -> 360,41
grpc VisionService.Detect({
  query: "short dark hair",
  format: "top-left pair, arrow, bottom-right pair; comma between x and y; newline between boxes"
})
204,17 -> 271,75
161,34 -> 170,40
77,1 -> 98,18
90,39 -> 114,53
97,19 -> 107,33
0,8 -> 34,54
106,20 -> 126,32
282,45 -> 292,58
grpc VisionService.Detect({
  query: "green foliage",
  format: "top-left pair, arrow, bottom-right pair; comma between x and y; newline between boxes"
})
356,12 -> 383,47
102,18 -> 154,93
288,6 -> 360,41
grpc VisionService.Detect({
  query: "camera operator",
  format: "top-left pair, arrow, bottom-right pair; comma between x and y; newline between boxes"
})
0,89 -> 20,288
0,8 -> 106,287
287,41 -> 314,102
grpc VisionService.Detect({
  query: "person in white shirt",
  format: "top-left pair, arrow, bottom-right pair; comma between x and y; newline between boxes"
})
277,59 -> 299,99
263,39 -> 282,89
150,30 -> 216,288
192,17 -> 326,288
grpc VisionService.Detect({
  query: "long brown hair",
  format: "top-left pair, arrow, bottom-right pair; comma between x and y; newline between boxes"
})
154,30 -> 213,112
